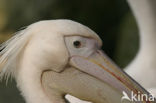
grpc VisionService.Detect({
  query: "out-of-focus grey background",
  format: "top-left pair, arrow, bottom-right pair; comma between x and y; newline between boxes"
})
0,0 -> 139,103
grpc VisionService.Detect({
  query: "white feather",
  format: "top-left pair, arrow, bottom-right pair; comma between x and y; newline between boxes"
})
0,28 -> 31,82
126,0 -> 156,96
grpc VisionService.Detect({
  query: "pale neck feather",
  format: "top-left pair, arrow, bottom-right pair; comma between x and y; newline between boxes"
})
16,61 -> 52,103
16,52 -> 65,103
127,0 -> 156,61
126,0 -> 156,88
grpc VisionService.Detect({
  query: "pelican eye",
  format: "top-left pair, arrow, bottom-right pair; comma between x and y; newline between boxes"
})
73,41 -> 81,48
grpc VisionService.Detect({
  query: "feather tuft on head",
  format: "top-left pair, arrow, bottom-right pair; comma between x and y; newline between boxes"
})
0,28 -> 31,83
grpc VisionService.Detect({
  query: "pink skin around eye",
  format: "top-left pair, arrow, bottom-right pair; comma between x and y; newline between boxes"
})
85,38 -> 99,50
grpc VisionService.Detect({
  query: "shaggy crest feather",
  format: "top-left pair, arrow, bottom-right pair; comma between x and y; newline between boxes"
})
0,28 -> 30,82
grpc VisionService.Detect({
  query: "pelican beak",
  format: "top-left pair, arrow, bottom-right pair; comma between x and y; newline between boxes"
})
69,50 -> 154,103
42,49 -> 155,103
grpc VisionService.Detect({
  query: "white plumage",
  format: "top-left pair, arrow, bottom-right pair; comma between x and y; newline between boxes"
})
0,19 -> 150,103
125,0 -> 156,96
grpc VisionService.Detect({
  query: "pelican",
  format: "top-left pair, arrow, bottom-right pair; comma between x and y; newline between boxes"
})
0,20 -> 154,103
125,0 -> 156,96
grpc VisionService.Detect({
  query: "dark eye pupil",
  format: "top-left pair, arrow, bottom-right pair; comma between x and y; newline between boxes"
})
73,41 -> 81,48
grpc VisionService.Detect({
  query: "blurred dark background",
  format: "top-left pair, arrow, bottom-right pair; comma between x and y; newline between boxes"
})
0,0 -> 139,103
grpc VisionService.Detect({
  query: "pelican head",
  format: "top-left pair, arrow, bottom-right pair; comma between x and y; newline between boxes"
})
0,20 -> 152,103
